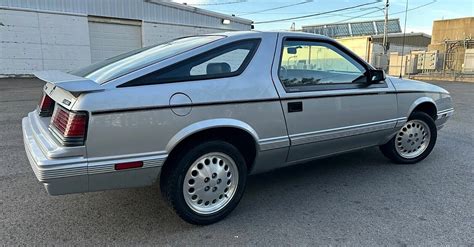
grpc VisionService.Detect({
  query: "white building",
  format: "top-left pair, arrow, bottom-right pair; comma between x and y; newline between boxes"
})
0,0 -> 253,75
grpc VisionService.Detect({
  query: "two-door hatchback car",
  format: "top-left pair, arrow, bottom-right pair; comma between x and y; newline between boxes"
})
23,31 -> 454,224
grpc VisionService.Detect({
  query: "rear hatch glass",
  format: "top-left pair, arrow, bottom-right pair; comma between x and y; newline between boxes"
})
70,35 -> 224,84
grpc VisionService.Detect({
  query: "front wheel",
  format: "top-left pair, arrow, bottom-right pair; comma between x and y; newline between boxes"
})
380,111 -> 437,164
161,140 -> 247,225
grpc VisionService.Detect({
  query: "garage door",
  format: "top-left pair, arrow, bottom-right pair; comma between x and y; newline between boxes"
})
88,20 -> 142,63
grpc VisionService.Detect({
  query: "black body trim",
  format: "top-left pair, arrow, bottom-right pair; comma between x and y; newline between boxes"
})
90,90 -> 441,115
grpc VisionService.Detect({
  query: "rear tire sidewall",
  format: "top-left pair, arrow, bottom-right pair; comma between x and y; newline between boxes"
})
381,112 -> 437,164
165,140 -> 247,225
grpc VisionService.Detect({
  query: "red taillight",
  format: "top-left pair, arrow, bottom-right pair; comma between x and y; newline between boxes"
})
115,161 -> 144,170
50,106 -> 88,146
38,94 -> 54,117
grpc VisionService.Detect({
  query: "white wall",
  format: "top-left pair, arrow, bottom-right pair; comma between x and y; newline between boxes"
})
142,22 -> 228,46
0,9 -> 243,75
0,9 -> 91,75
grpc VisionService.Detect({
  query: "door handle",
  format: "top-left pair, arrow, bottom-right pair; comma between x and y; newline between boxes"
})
288,101 -> 303,113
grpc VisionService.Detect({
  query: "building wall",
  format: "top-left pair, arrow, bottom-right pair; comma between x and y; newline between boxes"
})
0,0 -> 252,32
0,6 -> 251,75
431,17 -> 474,44
0,0 -> 252,75
0,9 -> 91,75
335,36 -> 426,66
427,17 -> 474,72
142,22 -> 227,46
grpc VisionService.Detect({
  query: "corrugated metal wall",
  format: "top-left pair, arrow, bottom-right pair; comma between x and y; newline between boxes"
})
0,0 -> 251,30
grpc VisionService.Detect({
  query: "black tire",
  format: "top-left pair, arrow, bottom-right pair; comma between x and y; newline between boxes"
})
160,140 -> 247,225
380,111 -> 437,164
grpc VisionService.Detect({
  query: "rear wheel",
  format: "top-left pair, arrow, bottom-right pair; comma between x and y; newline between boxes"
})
380,111 -> 437,164
161,140 -> 247,225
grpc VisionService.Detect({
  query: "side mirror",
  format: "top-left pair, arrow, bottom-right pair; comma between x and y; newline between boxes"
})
368,69 -> 386,83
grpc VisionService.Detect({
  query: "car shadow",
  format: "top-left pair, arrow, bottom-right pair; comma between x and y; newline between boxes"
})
47,147 -> 397,229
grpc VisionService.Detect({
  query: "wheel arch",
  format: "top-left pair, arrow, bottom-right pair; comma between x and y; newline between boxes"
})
407,97 -> 438,120
162,119 -> 260,174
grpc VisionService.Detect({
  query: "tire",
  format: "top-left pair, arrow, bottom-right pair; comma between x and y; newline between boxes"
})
161,140 -> 247,225
380,111 -> 437,164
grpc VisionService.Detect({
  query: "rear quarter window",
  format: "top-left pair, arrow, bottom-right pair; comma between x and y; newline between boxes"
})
120,38 -> 261,87
70,35 -> 224,84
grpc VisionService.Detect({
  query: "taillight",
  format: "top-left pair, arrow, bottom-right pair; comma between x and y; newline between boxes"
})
38,94 -> 54,117
49,106 -> 88,146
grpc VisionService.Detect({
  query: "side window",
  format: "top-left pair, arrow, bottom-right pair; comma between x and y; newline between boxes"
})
124,39 -> 260,86
279,39 -> 366,90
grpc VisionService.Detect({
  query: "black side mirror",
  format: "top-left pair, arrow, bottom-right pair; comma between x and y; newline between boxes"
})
368,69 -> 386,83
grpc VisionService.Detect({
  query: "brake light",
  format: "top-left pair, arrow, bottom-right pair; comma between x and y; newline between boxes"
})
38,94 -> 54,117
50,106 -> 88,146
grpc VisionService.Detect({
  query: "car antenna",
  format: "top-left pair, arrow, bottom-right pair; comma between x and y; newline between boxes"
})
399,0 -> 409,79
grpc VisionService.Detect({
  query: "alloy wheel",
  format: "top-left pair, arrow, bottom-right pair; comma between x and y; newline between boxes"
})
183,152 -> 239,215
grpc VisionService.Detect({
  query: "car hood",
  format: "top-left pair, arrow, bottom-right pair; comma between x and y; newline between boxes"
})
388,76 -> 449,94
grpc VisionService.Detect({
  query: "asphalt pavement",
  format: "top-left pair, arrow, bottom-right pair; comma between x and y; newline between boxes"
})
0,78 -> 472,245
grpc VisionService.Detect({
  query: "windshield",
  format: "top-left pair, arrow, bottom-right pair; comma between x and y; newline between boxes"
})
71,35 -> 224,84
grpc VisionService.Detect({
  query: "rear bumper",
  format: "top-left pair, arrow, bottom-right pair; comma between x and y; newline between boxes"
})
22,115 -> 89,195
22,111 -> 167,195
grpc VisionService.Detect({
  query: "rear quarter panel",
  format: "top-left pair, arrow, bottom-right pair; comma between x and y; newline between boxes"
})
77,32 -> 288,161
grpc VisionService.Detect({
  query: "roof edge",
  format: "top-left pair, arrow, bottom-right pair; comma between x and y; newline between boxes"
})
146,0 -> 253,25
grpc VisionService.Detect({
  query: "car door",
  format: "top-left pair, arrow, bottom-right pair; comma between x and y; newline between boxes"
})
271,35 -> 398,163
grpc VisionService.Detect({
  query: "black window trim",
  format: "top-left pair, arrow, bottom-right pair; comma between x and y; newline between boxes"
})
277,37 -> 387,93
120,38 -> 262,87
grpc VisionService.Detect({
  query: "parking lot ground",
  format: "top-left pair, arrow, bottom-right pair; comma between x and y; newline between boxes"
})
0,78 -> 473,245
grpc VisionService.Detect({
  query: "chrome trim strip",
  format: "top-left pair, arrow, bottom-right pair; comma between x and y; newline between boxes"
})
437,108 -> 455,119
88,153 -> 167,175
437,108 -> 454,114
258,136 -> 290,151
290,118 -> 399,146
395,117 -> 408,128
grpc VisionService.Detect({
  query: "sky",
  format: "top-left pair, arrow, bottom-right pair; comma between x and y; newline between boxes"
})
172,0 -> 474,34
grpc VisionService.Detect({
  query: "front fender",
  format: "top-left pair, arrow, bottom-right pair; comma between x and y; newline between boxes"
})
165,118 -> 260,153
406,96 -> 437,117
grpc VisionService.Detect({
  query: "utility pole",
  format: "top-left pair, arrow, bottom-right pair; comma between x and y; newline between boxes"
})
382,0 -> 389,54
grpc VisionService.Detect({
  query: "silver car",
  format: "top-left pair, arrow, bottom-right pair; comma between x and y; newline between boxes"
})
22,31 -> 454,224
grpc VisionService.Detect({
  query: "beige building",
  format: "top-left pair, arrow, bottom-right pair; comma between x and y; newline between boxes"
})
301,19 -> 431,70
335,32 -> 431,69
427,17 -> 474,72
